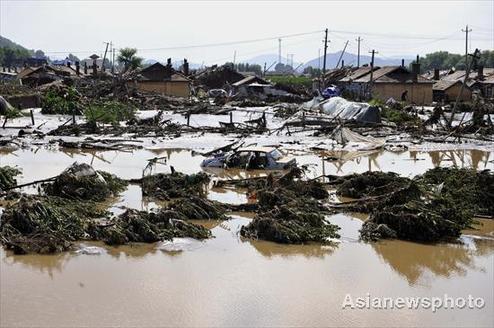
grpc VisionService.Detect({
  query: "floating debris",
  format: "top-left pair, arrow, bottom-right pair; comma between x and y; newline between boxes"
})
158,237 -> 204,253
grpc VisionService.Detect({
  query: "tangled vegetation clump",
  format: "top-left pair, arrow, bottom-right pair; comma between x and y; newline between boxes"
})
0,195 -> 211,254
169,196 -> 226,220
140,172 -> 210,200
330,168 -> 492,242
93,208 -> 211,246
44,162 -> 127,201
0,166 -> 21,191
240,168 -> 340,244
418,167 -> 494,216
0,195 -> 108,254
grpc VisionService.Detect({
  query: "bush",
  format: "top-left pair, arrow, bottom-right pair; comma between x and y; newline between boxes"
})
84,100 -> 136,125
41,87 -> 81,115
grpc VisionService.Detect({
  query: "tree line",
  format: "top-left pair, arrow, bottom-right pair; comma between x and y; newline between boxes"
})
418,50 -> 494,72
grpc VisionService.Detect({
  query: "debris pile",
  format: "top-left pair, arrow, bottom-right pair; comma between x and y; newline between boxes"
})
329,168 -> 493,242
95,208 -> 211,245
140,171 -> 210,200
0,195 -> 211,254
43,162 -> 127,201
0,195 -> 107,254
0,166 -> 21,191
240,168 -> 340,244
169,196 -> 226,220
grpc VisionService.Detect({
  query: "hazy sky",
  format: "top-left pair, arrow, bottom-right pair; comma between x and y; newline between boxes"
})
1,0 -> 493,65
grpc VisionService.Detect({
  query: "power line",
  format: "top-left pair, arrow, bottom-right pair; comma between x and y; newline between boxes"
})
41,30 -> 323,55
329,29 -> 491,41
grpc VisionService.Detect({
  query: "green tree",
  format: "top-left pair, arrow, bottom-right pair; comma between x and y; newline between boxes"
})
117,47 -> 143,72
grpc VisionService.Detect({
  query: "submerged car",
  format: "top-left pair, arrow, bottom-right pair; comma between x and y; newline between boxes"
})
200,146 -> 296,170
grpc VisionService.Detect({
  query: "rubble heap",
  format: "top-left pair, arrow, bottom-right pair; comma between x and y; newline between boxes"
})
140,171 -> 210,200
329,168 -> 493,242
240,168 -> 340,244
44,162 -> 127,201
0,195 -> 211,254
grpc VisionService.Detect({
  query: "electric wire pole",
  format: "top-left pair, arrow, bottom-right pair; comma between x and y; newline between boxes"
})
355,36 -> 362,68
368,49 -> 378,98
321,28 -> 329,88
278,38 -> 282,65
322,28 -> 328,75
462,25 -> 472,63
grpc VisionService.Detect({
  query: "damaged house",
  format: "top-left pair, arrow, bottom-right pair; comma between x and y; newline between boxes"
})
17,64 -> 80,87
333,61 -> 434,105
232,75 -> 288,98
193,64 -> 246,90
432,67 -> 494,102
131,60 -> 191,97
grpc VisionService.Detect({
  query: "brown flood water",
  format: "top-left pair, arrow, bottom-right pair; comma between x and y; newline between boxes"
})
1,146 -> 494,327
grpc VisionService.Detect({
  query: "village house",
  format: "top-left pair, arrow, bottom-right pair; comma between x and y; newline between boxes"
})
432,67 -> 494,102
132,60 -> 191,97
335,63 -> 433,105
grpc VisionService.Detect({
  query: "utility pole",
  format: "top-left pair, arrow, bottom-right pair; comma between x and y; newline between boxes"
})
335,40 -> 349,68
368,49 -> 378,98
462,25 -> 472,63
278,38 -> 282,65
322,28 -> 328,75
233,50 -> 237,65
102,42 -> 110,72
111,42 -> 115,74
355,36 -> 362,67
287,54 -> 294,67
448,48 -> 481,128
318,48 -> 321,71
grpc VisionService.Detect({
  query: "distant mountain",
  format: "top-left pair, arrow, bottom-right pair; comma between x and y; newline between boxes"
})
243,54 -> 301,68
0,35 -> 30,52
303,51 -> 414,71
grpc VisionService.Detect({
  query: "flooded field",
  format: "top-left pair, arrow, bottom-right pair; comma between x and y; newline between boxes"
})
1,112 -> 494,327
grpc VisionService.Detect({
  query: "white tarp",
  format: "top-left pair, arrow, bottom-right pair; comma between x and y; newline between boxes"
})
307,97 -> 381,123
333,127 -> 385,151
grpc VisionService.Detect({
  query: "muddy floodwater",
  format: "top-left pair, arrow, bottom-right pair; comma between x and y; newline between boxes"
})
1,141 -> 494,327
